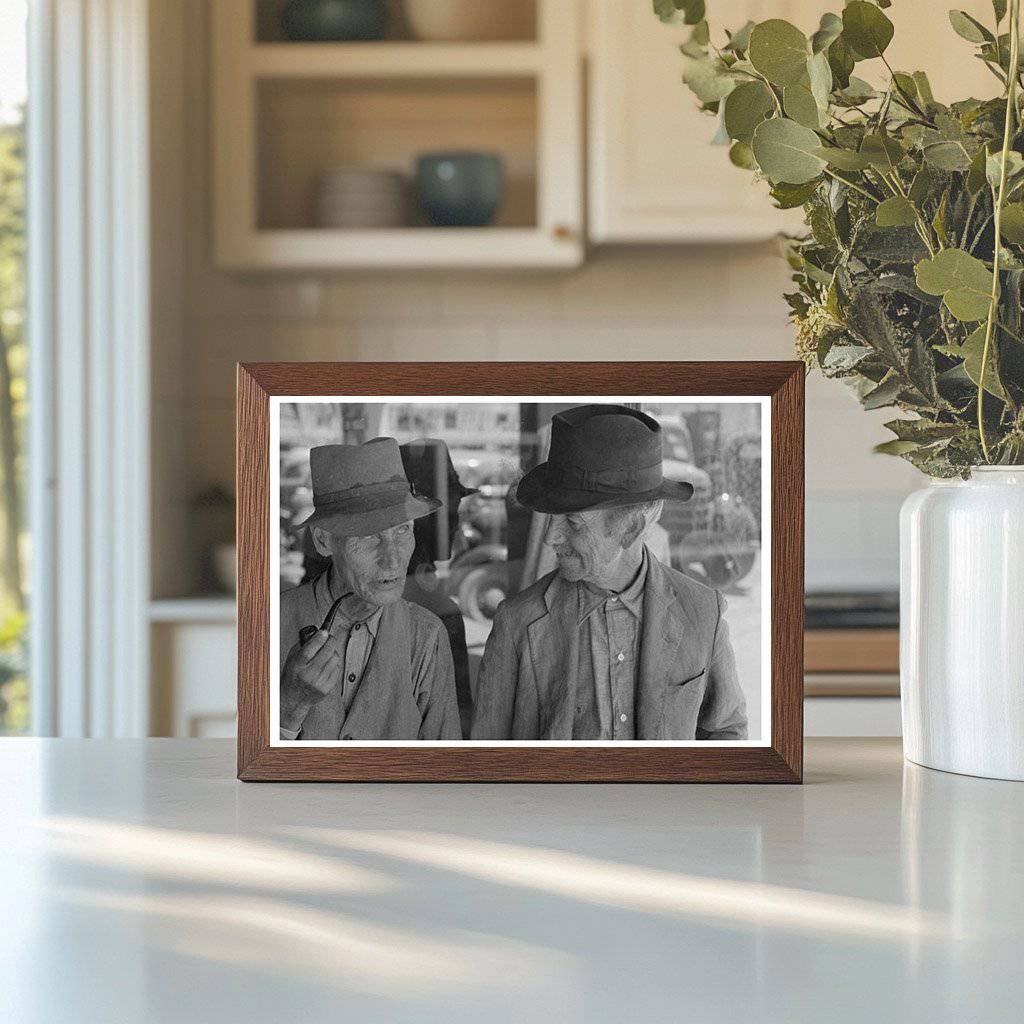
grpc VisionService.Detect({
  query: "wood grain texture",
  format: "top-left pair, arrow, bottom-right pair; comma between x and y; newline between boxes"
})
236,361 -> 805,783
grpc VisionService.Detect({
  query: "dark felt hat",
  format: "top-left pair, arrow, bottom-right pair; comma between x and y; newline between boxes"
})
399,438 -> 479,505
400,438 -> 479,563
294,437 -> 441,537
514,404 -> 694,514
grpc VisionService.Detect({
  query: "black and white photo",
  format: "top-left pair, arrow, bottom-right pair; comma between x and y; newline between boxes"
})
270,396 -> 770,745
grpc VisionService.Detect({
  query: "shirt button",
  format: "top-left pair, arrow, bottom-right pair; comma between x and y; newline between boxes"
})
609,596 -> 618,603
347,673 -> 356,682
617,652 -> 625,662
353,623 -> 361,631
619,713 -> 628,723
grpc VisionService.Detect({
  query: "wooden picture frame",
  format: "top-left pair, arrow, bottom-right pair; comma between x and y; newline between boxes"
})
237,362 -> 804,782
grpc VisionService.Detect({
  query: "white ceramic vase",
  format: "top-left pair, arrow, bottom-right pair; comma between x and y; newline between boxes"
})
900,467 -> 1024,781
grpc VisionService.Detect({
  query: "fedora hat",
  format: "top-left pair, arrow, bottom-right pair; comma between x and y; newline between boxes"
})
515,405 -> 694,514
399,438 -> 479,506
400,438 -> 479,562
294,437 -> 441,537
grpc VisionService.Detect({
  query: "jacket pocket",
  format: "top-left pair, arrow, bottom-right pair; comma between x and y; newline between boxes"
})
674,668 -> 706,688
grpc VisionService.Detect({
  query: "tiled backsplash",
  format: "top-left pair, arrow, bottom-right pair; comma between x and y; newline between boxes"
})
171,249 -> 918,595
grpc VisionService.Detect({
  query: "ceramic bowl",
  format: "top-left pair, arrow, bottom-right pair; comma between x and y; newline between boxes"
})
403,0 -> 534,42
314,167 -> 409,228
415,152 -> 505,227
281,0 -> 388,42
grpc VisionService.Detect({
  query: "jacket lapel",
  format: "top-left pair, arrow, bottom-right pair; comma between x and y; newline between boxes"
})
636,556 -> 705,739
526,574 -> 579,738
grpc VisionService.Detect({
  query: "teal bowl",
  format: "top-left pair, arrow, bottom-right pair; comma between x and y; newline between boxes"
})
415,152 -> 505,228
281,0 -> 388,42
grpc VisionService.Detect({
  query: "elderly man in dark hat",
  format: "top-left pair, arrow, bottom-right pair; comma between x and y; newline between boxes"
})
472,405 -> 747,741
280,437 -> 460,741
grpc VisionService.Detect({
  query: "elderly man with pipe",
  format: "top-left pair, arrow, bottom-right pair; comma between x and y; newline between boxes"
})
279,437 -> 460,741
472,405 -> 748,741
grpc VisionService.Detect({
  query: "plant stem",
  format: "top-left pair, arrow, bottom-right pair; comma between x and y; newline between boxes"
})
821,167 -> 879,203
979,0 -> 1021,462
749,69 -> 783,116
881,54 -> 929,119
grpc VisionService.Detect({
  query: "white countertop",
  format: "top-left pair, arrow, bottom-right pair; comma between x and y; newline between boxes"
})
1,738 -> 1021,1023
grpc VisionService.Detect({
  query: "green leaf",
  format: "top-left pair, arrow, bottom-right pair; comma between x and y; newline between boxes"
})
909,165 -> 936,205
862,374 -> 902,409
690,20 -> 710,46
884,418 -> 963,443
653,0 -> 705,24
836,75 -> 877,104
959,324 -> 1007,398
874,439 -> 921,455
752,117 -> 827,184
827,35 -> 855,89
681,0 -> 705,25
681,55 -> 737,103
728,140 -> 758,169
770,179 -> 820,209
875,196 -> 918,228
993,0 -> 1008,24
723,81 -> 775,143
986,150 -> 1024,190
653,0 -> 677,23
807,51 -> 833,110
810,12 -> 843,54
932,190 -> 950,247
912,71 -> 935,105
892,72 -> 919,102
783,83 -> 822,128
948,10 -> 993,44
724,20 -> 755,53
814,146 -> 872,170
967,143 -> 993,193
860,133 -> 905,173
915,249 -> 994,321
842,1 -> 894,60
1000,202 -> 1024,242
923,141 -> 973,171
748,19 -> 810,87
855,226 -> 929,263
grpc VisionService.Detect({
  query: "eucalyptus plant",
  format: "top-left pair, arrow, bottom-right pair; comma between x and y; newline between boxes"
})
658,0 -> 1024,474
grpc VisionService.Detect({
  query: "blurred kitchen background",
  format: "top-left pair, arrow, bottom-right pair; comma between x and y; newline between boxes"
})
2,0 -> 998,739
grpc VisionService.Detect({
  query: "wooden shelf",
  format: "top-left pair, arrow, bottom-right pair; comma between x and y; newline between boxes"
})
248,42 -> 545,79
217,227 -> 579,270
805,628 -> 900,675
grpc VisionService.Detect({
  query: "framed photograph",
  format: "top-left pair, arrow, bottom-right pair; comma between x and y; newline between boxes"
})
237,362 -> 804,782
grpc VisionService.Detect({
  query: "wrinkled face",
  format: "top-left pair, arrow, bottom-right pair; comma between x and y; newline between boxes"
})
315,521 -> 415,609
545,510 -> 628,586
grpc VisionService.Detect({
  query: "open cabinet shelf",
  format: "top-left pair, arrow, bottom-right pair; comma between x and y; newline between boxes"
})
212,0 -> 583,269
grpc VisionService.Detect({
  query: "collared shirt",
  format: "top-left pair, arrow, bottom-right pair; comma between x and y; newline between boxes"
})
572,549 -> 648,740
281,570 -> 384,740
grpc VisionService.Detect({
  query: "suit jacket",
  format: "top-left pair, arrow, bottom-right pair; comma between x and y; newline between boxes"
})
471,550 -> 748,740
280,576 -> 460,740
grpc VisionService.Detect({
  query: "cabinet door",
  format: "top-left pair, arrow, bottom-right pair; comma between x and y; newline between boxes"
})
588,0 -> 814,243
589,0 -> 1004,244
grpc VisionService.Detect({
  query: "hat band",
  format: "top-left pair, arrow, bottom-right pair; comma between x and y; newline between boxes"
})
313,479 -> 414,509
547,459 -> 663,494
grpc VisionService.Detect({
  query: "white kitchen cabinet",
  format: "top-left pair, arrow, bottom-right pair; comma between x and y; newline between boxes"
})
588,1 -> 814,243
587,0 -> 1000,244
211,0 -> 584,269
